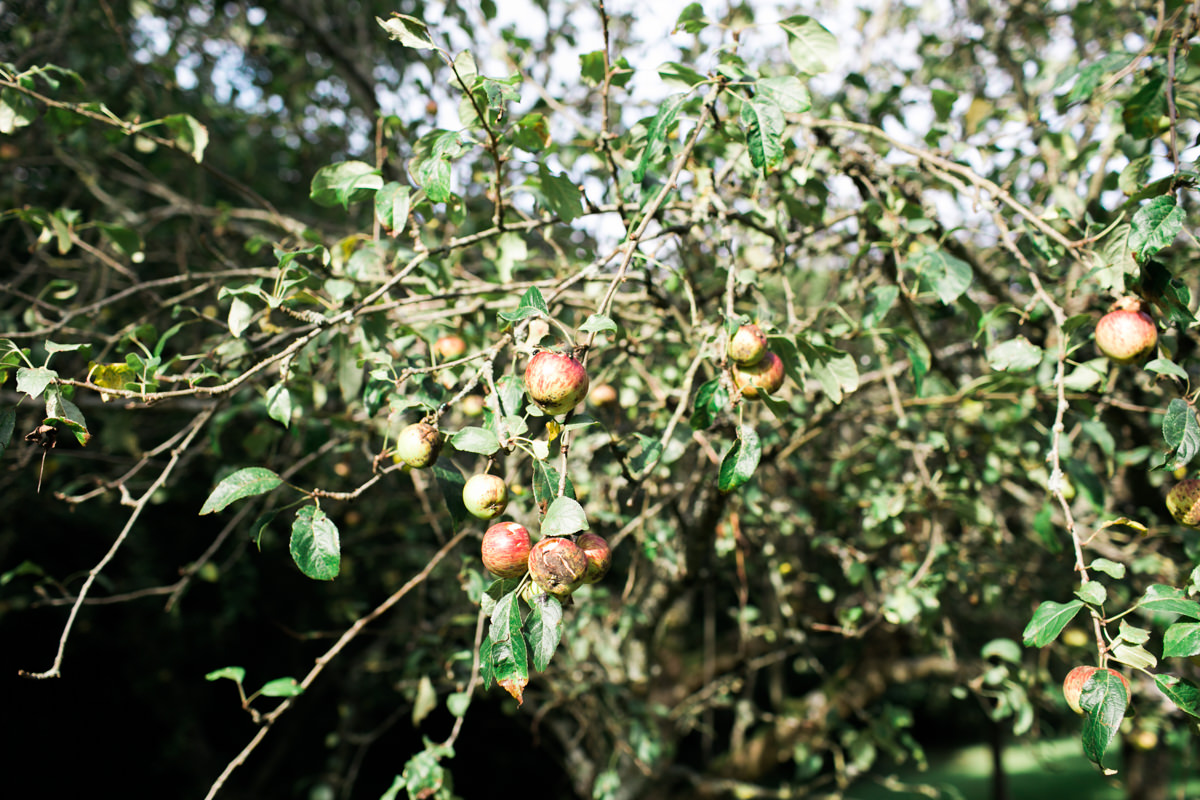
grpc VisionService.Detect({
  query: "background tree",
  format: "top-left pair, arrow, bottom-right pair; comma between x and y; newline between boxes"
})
3,1 -> 1200,799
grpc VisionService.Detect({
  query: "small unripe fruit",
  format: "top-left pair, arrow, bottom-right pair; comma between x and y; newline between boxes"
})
1062,665 -> 1129,714
576,532 -> 612,584
1167,479 -> 1200,528
433,334 -> 467,360
481,521 -> 531,578
395,422 -> 442,468
1095,298 -> 1157,364
461,394 -> 485,417
732,351 -> 785,399
528,537 -> 588,598
525,351 -> 589,415
590,383 -> 618,408
463,473 -> 508,520
728,324 -> 768,366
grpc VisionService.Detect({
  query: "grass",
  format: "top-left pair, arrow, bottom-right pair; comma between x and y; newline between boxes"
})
848,737 -> 1168,800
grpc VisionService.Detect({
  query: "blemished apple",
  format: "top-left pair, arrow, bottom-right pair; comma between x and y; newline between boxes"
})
528,536 -> 588,598
395,422 -> 442,468
525,351 -> 589,415
433,334 -> 467,360
1062,665 -> 1129,714
481,521 -> 531,578
728,324 -> 768,366
576,532 -> 612,584
463,473 -> 508,520
1166,479 -> 1200,528
1094,297 -> 1157,364
732,351 -> 785,399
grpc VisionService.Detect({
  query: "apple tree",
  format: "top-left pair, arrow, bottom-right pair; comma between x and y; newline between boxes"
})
3,0 -> 1200,798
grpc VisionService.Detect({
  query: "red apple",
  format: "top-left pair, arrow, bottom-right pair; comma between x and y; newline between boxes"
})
1095,297 -> 1157,364
525,351 -> 589,415
463,473 -> 508,520
433,334 -> 467,360
1063,665 -> 1129,714
576,532 -> 612,584
528,536 -> 588,598
728,324 -> 768,366
481,521 -> 531,578
1167,479 -> 1200,528
395,422 -> 442,468
732,351 -> 785,399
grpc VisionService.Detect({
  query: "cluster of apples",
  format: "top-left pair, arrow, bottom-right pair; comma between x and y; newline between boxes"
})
391,340 -> 610,596
728,323 -> 784,399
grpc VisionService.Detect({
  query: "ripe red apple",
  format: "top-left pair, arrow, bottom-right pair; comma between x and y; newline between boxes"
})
1094,297 -> 1157,364
525,351 -> 589,415
481,521 -> 531,578
1167,479 -> 1200,528
728,324 -> 768,366
528,536 -> 588,598
575,532 -> 612,584
433,334 -> 467,360
395,422 -> 442,468
590,383 -> 618,408
463,473 -> 508,520
1062,665 -> 1130,714
732,351 -> 785,399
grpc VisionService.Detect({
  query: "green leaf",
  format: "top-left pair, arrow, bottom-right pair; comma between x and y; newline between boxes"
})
690,378 -> 728,431
0,88 -> 37,133
740,96 -> 785,176
487,591 -> 529,701
450,426 -> 501,456
259,677 -> 303,697
498,285 -> 549,323
1064,53 -> 1130,104
779,15 -> 839,75
525,593 -> 563,671
1089,558 -> 1125,579
204,666 -> 246,684
1109,642 -> 1156,670
1117,620 -> 1149,644
376,14 -> 436,50
512,112 -> 550,152
673,2 -> 708,33
1075,580 -> 1107,606
1163,622 -> 1200,658
1145,357 -> 1188,379
756,76 -> 812,113
290,504 -> 340,580
412,676 -> 437,725
16,366 -> 57,399
398,739 -> 454,800
374,182 -> 411,234
795,340 -> 858,404
718,424 -> 761,493
1137,584 -> 1200,619
907,245 -> 972,305
1154,674 -> 1200,719
1021,599 -> 1084,647
431,462 -> 469,529
659,61 -> 708,88
200,467 -> 283,514
1080,670 -> 1127,773
579,314 -> 617,335
266,383 -> 292,428
889,328 -> 930,395
533,164 -> 582,222
310,161 -> 383,209
542,495 -> 589,536
162,113 -> 208,163
635,93 -> 686,182
1129,196 -> 1185,261
987,337 -> 1043,372
1161,398 -> 1200,471
532,459 -> 575,510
